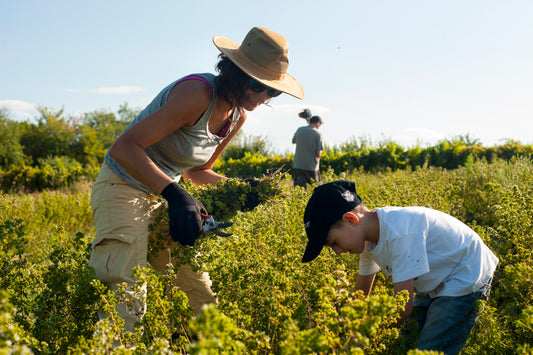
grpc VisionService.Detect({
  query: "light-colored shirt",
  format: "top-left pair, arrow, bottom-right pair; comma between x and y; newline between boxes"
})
359,206 -> 499,298
292,125 -> 323,171
105,73 -> 241,193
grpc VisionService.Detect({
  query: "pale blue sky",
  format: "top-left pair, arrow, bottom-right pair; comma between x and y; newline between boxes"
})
1,0 -> 532,153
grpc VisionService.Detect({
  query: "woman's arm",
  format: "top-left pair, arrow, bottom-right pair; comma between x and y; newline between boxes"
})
182,111 -> 248,186
108,79 -> 212,194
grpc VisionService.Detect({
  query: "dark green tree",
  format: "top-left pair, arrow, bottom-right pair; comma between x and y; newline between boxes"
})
78,103 -> 138,166
0,109 -> 26,168
19,107 -> 79,164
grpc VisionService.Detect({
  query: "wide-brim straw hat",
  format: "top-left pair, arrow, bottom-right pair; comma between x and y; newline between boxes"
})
213,27 -> 304,99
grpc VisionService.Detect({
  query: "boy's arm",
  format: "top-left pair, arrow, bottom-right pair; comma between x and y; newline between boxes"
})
392,278 -> 415,327
354,272 -> 376,296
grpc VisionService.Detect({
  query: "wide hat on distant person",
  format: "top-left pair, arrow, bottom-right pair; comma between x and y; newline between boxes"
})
213,27 -> 304,99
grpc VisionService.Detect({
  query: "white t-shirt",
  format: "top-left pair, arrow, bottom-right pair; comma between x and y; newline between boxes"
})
359,207 -> 499,298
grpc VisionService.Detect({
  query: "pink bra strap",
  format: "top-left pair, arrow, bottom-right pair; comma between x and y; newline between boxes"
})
174,75 -> 213,95
217,119 -> 232,137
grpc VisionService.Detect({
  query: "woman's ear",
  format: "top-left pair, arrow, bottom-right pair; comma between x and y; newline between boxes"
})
342,211 -> 359,225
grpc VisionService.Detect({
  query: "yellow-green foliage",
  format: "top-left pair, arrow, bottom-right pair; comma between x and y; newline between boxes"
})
0,157 -> 532,353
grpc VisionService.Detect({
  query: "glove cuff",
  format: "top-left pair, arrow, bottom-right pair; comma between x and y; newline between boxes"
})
161,181 -> 181,200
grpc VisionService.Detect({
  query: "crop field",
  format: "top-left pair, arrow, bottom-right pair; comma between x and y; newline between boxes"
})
1,157 -> 532,354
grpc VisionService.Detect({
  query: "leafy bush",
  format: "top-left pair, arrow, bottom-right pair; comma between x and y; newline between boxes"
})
221,133 -> 274,160
0,110 -> 26,167
0,158 -> 532,353
214,152 -> 292,179
0,163 -> 98,192
0,290 -> 37,353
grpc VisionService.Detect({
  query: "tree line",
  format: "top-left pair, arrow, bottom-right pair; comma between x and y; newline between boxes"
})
0,105 -> 138,168
1,105 -> 532,191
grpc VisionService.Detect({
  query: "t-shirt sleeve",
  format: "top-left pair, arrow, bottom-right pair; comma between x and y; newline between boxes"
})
293,127 -> 302,142
359,250 -> 381,275
316,131 -> 324,151
390,234 -> 430,283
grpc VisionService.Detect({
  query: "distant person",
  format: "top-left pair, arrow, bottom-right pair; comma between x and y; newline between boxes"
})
292,115 -> 323,188
298,108 -> 312,122
88,26 -> 304,337
301,180 -> 499,354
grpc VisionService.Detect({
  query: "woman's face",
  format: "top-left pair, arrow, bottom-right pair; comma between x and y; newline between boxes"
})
242,89 -> 270,111
241,77 -> 282,111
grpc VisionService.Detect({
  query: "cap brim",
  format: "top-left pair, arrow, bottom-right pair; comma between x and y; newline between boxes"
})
301,224 -> 328,263
213,35 -> 304,100
301,243 -> 324,263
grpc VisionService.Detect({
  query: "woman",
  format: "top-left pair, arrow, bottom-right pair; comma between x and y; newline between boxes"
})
88,27 -> 304,332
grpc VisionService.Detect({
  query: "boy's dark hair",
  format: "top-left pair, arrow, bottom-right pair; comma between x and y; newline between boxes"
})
215,54 -> 250,108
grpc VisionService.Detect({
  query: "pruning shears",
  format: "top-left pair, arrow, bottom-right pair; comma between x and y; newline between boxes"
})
201,213 -> 234,237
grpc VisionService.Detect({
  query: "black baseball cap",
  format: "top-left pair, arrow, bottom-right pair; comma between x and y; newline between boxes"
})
302,180 -> 363,262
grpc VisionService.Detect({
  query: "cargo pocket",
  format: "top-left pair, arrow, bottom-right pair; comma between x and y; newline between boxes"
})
89,233 -> 138,285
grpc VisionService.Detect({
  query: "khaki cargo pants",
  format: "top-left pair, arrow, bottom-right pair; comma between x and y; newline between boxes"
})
89,163 -> 216,331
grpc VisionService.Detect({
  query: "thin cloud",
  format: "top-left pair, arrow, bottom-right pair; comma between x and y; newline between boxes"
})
90,86 -> 144,94
390,128 -> 446,148
67,86 -> 144,94
0,99 -> 36,111
0,100 -> 38,120
262,104 -> 330,116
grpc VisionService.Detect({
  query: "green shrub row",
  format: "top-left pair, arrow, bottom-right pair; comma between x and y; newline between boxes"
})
214,140 -> 533,178
1,158 -> 532,353
324,139 -> 533,172
2,110 -> 532,191
0,162 -> 99,192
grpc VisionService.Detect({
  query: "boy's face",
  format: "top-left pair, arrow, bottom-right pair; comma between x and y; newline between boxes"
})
325,220 -> 365,256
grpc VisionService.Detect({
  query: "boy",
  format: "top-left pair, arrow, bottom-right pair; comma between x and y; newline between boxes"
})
301,180 -> 498,354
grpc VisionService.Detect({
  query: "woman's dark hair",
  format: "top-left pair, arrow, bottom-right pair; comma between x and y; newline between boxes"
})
214,54 -> 249,108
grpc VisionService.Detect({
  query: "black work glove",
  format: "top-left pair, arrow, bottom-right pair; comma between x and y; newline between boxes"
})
240,178 -> 261,211
161,182 -> 207,246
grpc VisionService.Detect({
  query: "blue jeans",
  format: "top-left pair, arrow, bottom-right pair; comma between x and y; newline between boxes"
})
399,280 -> 492,355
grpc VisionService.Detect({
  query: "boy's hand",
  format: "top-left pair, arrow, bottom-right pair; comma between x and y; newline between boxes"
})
354,273 -> 376,297
392,279 -> 415,327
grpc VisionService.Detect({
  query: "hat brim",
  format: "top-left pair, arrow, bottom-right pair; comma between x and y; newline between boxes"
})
213,35 -> 304,100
